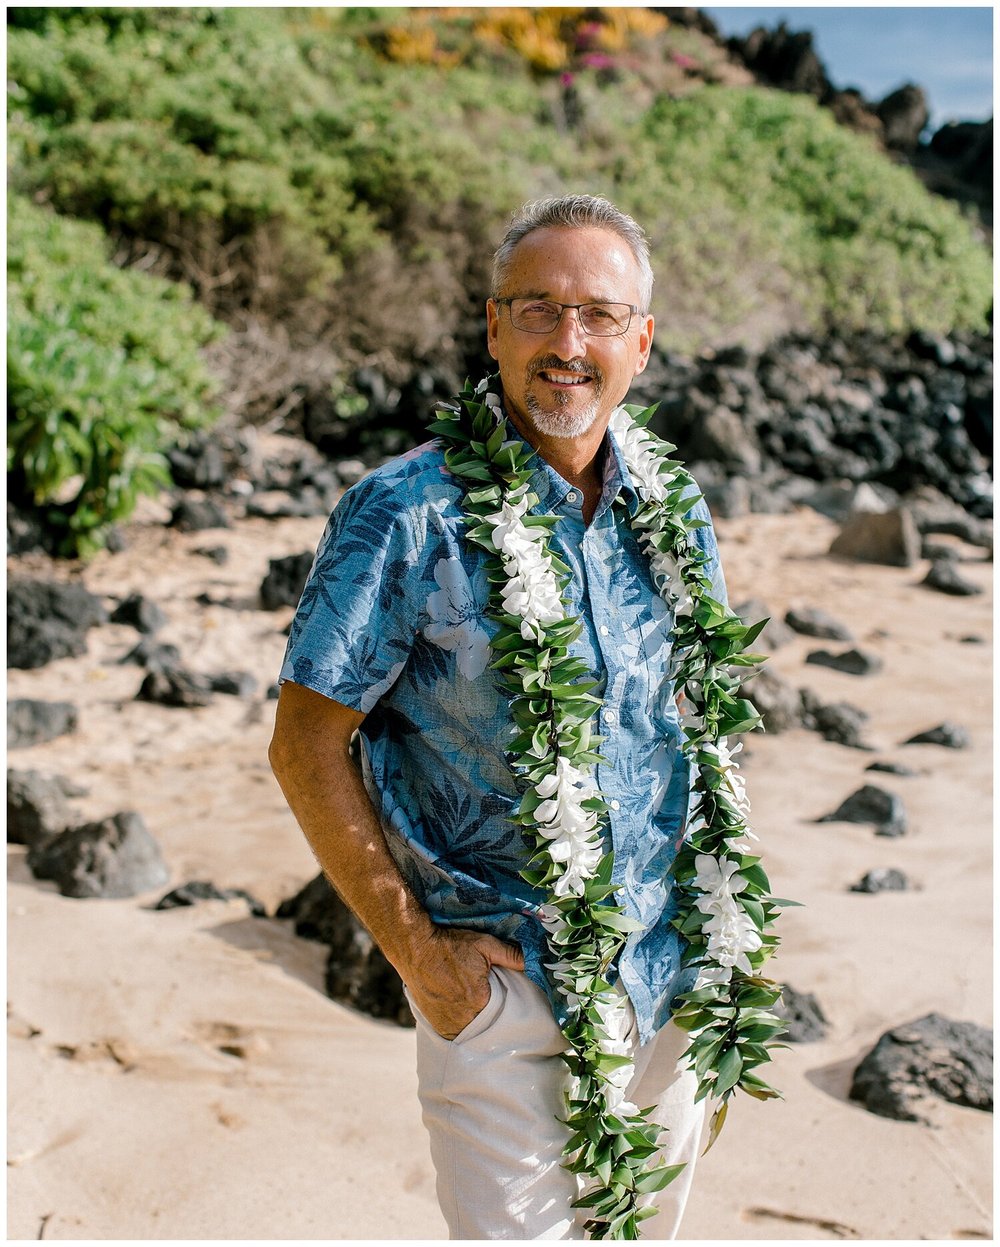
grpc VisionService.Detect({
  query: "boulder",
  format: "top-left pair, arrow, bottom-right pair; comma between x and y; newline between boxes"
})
876,83 -> 929,154
170,497 -> 230,533
800,690 -> 872,749
850,1013 -> 992,1122
819,784 -> 906,837
745,668 -> 801,733
805,647 -> 883,676
850,868 -> 910,894
277,874 -> 412,1026
154,880 -> 267,917
921,559 -> 983,596
110,594 -> 167,634
208,671 -> 258,698
829,507 -> 921,567
119,639 -> 182,674
135,668 -> 214,708
260,551 -> 315,611
784,606 -> 853,641
194,545 -> 230,565
866,761 -> 917,777
27,811 -> 169,899
903,722 -> 971,749
8,579 -> 107,670
774,985 -> 829,1043
8,699 -> 78,749
7,769 -> 80,848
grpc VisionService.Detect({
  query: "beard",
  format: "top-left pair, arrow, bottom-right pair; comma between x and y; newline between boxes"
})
524,357 -> 605,439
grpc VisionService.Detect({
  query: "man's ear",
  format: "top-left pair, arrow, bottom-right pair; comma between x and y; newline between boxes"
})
486,298 -> 500,362
633,313 -> 654,377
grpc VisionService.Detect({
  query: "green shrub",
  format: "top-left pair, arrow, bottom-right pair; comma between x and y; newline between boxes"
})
7,195 -> 225,556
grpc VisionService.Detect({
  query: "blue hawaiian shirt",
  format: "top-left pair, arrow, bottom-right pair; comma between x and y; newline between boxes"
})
279,417 -> 727,1045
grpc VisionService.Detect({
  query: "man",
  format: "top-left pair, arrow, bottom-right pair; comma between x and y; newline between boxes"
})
269,195 -> 727,1239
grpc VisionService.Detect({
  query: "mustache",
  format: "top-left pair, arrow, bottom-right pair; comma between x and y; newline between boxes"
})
528,356 -> 603,383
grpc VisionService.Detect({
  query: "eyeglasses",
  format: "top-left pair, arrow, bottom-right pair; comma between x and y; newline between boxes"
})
496,297 -> 637,337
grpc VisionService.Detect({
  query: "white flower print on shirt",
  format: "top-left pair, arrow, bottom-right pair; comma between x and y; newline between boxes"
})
424,557 -> 491,680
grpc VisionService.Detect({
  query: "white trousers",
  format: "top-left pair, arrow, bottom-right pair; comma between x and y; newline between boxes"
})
411,967 -> 706,1240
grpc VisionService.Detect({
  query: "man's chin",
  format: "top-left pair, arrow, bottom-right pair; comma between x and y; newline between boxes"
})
525,397 -> 603,439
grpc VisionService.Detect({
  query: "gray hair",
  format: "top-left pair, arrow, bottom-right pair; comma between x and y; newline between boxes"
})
491,194 -> 653,313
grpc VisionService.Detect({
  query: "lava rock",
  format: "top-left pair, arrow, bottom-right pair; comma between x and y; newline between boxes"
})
170,497 -> 230,533
903,723 -> 971,749
154,880 -> 266,916
819,784 -> 907,836
829,508 -> 921,567
785,606 -> 854,641
194,545 -> 230,565
800,690 -> 872,749
27,811 -> 169,899
7,769 -> 80,848
208,671 -> 258,698
774,985 -> 829,1043
921,559 -> 982,596
136,668 -> 215,708
805,647 -> 883,676
876,83 -> 929,154
277,874 -> 412,1026
166,437 -> 228,490
745,668 -> 802,733
8,580 -> 107,670
119,638 -> 182,674
110,594 -> 167,634
850,868 -> 910,894
260,551 -> 314,611
8,699 -> 79,749
866,760 -> 917,777
850,1013 -> 993,1122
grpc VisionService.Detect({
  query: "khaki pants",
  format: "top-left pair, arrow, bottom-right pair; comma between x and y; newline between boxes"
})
411,967 -> 706,1240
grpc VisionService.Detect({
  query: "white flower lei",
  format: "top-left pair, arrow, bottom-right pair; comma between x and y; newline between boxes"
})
429,377 -> 788,1240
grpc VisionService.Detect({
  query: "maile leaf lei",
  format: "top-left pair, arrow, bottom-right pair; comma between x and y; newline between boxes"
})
428,375 -> 788,1240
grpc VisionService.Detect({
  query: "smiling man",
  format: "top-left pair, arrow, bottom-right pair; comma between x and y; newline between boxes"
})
270,195 -> 727,1239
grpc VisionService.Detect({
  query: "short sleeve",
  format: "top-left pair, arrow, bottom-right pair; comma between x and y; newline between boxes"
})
279,475 -> 422,714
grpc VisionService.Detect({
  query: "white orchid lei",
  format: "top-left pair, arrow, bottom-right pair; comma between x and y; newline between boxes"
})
428,376 -> 788,1240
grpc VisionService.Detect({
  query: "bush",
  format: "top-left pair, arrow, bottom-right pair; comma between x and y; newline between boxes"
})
7,195 -> 225,556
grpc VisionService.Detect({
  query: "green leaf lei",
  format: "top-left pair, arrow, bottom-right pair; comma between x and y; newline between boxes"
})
428,375 -> 787,1240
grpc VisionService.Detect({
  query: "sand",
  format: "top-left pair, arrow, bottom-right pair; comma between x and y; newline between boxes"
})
7,470 -> 993,1241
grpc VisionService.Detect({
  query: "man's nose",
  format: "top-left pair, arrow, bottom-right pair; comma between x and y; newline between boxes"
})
547,306 -> 589,355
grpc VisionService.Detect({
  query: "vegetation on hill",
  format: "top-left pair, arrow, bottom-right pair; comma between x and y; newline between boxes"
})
7,6 -> 993,552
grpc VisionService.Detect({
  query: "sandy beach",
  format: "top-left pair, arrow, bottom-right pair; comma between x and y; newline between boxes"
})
7,473 -> 992,1242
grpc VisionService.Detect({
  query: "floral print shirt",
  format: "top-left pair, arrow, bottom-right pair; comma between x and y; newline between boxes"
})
280,421 -> 727,1044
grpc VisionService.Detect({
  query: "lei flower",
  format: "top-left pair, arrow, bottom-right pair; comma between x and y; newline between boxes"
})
428,377 -> 789,1240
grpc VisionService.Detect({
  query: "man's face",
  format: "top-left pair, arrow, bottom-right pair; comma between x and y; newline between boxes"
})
486,226 -> 654,442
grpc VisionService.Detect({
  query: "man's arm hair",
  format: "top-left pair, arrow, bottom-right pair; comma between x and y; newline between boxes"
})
268,680 -> 524,1037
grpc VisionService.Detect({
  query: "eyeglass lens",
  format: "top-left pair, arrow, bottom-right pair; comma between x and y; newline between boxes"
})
508,300 -> 632,335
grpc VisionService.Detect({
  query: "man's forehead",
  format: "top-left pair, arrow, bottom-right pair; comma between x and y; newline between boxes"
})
502,226 -> 640,292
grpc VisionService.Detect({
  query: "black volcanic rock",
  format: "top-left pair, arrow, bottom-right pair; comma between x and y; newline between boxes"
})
921,559 -> 983,596
277,874 -> 412,1026
850,1014 -> 993,1122
819,784 -> 906,836
850,868 -> 910,894
155,880 -> 266,916
260,551 -> 314,611
774,985 -> 829,1043
7,769 -> 80,848
136,668 -> 214,708
805,648 -> 883,676
800,690 -> 871,749
903,722 -> 971,749
785,607 -> 853,641
876,83 -> 929,154
27,811 -> 169,899
110,594 -> 167,634
8,580 -> 107,670
8,699 -> 79,749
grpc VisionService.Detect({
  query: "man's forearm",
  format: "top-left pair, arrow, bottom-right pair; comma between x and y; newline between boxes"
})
268,689 -> 436,975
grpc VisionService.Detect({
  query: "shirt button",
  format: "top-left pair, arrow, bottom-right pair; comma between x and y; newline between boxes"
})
566,491 -> 578,504
604,708 -> 618,726
609,799 -> 621,812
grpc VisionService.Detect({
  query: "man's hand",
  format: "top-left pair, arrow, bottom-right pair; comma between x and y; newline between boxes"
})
404,926 -> 525,1040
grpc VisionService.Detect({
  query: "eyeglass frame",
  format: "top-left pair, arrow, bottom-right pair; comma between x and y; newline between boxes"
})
494,296 -> 639,337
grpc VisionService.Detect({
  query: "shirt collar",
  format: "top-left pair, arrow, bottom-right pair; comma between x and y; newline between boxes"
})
501,409 -> 641,519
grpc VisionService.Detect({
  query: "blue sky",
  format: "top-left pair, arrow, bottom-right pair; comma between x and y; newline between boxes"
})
704,7 -> 994,128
